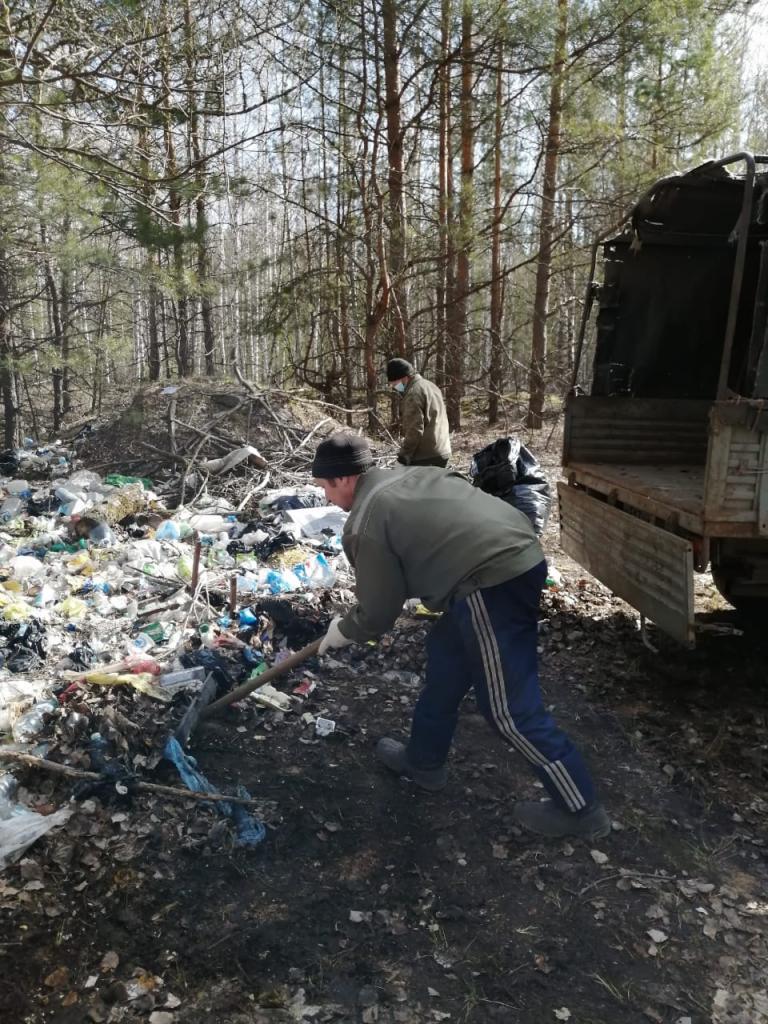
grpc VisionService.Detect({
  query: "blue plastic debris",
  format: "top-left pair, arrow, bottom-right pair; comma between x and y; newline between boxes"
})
163,737 -> 265,847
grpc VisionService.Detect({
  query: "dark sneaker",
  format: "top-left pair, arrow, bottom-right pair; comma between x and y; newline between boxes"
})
513,799 -> 611,840
375,738 -> 448,792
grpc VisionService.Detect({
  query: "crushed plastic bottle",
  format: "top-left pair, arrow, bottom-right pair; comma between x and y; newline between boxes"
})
0,774 -> 19,820
89,522 -> 115,547
545,567 -> 563,589
11,697 -> 58,744
1,496 -> 24,520
294,553 -> 335,588
5,480 -> 30,496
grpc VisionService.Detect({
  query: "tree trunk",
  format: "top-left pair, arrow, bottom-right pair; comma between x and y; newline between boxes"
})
435,0 -> 452,389
40,224 -> 64,431
526,0 -> 568,430
0,249 -> 17,447
445,0 -> 473,431
488,38 -> 504,425
147,276 -> 161,381
382,0 -> 409,357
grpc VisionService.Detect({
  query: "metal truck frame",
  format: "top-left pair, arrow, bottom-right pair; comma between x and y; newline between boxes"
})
559,153 -> 768,646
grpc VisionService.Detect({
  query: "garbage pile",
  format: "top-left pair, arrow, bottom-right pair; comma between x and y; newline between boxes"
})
0,440 -> 353,869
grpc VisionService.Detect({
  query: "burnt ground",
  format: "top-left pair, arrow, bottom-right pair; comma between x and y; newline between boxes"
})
2,420 -> 768,1024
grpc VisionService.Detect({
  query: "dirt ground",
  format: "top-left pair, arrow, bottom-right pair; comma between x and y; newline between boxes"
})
2,419 -> 767,1024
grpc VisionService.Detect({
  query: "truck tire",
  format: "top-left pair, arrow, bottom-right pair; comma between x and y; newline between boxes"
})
711,539 -> 768,613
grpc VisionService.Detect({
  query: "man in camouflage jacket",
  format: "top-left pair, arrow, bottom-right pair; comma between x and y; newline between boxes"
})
387,358 -> 451,468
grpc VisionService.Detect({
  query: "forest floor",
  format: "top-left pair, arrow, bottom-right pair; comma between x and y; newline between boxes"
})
2,407 -> 767,1024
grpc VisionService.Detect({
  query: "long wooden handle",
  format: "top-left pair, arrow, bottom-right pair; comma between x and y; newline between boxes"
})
200,638 -> 322,719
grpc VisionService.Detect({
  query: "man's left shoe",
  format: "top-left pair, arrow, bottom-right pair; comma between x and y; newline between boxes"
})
376,738 -> 447,792
513,799 -> 611,839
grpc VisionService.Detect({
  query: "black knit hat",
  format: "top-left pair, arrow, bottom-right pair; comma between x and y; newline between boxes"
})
312,433 -> 373,479
386,357 -> 415,381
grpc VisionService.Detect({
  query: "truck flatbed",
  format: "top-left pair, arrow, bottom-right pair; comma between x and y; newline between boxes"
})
566,462 -> 705,533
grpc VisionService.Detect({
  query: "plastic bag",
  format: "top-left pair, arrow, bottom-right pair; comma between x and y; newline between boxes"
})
155,520 -> 181,541
469,437 -> 551,537
0,805 -> 72,870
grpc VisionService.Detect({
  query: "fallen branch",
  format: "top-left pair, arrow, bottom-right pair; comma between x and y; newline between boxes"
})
138,440 -> 185,464
237,471 -> 271,512
0,751 -> 263,809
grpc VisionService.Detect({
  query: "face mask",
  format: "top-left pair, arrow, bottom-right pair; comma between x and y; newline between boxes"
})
394,381 -> 406,394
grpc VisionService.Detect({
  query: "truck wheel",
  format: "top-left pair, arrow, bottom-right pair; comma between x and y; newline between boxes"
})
711,540 -> 768,614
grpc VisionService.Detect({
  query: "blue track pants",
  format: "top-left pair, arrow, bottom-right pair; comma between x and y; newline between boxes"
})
407,561 -> 597,812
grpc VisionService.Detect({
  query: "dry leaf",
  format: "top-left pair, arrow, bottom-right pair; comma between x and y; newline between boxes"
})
100,951 -> 119,973
44,966 -> 70,990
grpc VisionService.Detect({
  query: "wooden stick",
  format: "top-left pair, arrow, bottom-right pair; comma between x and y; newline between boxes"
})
0,750 -> 263,809
201,639 -> 322,719
229,576 -> 237,615
190,538 -> 202,592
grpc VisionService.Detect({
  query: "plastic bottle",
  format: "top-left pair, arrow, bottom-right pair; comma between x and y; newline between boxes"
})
0,773 -> 19,819
188,513 -> 228,535
1,496 -> 24,519
127,632 -> 155,655
54,485 -> 85,504
89,522 -> 115,547
12,698 -> 58,744
5,480 -> 30,496
198,623 -> 215,648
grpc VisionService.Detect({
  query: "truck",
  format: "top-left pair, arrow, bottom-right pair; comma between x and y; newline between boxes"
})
559,152 -> 768,646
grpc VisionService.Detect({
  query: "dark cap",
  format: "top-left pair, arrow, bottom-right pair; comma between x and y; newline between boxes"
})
386,357 -> 415,381
312,433 -> 373,479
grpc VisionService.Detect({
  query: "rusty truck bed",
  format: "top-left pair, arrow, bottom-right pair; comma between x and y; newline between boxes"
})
565,462 -> 705,532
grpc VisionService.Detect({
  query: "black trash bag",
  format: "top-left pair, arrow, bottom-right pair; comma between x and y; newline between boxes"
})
180,648 -> 234,697
68,642 -> 95,670
469,437 -> 551,536
270,493 -> 326,511
0,619 -> 47,656
0,450 -> 19,475
27,493 -> 59,516
5,648 -> 45,672
254,529 -> 298,559
73,734 -> 136,807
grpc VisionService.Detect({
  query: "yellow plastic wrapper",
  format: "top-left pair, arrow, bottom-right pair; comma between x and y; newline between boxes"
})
66,551 -> 94,575
81,671 -> 171,702
58,596 -> 87,619
2,600 -> 31,621
1,580 -> 22,593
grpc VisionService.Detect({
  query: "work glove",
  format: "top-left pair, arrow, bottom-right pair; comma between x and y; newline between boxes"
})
319,615 -> 353,656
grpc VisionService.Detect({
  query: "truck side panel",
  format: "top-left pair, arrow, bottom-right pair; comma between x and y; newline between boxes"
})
704,402 -> 768,534
558,482 -> 695,647
564,396 -> 710,465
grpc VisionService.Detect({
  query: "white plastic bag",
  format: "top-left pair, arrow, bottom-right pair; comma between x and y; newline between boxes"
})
0,805 -> 71,870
